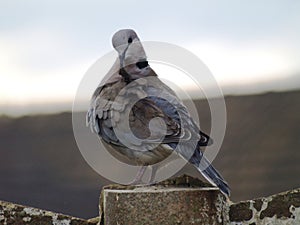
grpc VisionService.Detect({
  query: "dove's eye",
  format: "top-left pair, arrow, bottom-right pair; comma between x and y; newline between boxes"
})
128,37 -> 133,43
136,60 -> 148,69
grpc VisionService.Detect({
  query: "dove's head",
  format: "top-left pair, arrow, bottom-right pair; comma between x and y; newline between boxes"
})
112,29 -> 138,51
112,29 -> 152,81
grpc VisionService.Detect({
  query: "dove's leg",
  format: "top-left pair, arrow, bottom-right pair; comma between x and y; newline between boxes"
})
129,166 -> 147,185
147,165 -> 158,185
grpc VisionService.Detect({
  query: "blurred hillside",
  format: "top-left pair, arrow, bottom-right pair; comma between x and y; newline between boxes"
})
0,90 -> 300,219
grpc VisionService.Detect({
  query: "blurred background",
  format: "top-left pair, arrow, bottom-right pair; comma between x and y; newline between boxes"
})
0,0 -> 300,219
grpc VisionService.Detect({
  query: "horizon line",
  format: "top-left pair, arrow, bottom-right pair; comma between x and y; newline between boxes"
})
1,88 -> 299,118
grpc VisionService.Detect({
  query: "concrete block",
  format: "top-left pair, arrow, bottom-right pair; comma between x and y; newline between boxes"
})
100,175 -> 229,225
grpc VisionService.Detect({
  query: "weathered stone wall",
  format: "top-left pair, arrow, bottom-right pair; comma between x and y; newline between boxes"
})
0,200 -> 97,225
1,175 -> 299,225
229,188 -> 300,225
99,176 -> 300,225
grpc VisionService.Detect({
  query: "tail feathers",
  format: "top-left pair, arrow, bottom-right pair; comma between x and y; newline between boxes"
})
189,152 -> 230,196
200,162 -> 230,196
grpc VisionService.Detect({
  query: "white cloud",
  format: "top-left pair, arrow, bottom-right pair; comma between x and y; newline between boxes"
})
187,41 -> 298,86
0,27 -> 93,105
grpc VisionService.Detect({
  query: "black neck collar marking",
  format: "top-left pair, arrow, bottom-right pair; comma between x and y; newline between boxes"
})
119,67 -> 132,83
119,61 -> 148,83
136,60 -> 148,69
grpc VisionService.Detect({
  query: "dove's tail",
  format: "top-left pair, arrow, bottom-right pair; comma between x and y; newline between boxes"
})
189,150 -> 230,196
199,158 -> 230,196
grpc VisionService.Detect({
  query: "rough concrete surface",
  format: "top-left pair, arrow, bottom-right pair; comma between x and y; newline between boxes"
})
100,175 -> 229,225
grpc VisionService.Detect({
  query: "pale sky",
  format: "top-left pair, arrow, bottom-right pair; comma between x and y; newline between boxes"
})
1,0 -> 300,115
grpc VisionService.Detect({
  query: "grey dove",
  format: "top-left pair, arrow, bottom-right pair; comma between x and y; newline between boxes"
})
86,29 -> 230,196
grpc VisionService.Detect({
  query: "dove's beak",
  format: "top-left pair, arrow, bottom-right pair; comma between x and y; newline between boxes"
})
119,49 -> 127,67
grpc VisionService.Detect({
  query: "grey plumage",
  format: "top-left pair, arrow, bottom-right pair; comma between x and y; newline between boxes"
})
87,29 -> 230,196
